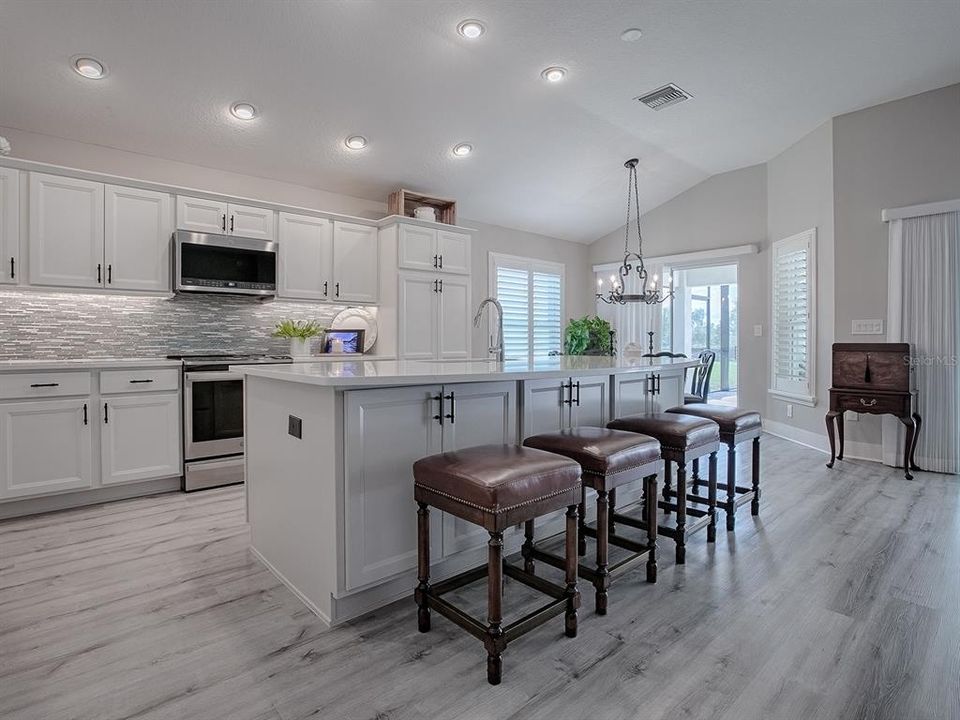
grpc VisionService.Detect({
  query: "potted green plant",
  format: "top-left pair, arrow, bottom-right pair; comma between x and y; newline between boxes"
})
564,315 -> 613,356
272,319 -> 325,358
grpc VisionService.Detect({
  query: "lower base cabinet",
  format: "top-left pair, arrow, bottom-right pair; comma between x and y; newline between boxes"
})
0,399 -> 93,499
101,392 -> 181,485
343,382 -> 517,591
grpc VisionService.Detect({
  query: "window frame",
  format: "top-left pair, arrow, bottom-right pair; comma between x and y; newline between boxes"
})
488,252 -> 566,358
768,227 -> 817,406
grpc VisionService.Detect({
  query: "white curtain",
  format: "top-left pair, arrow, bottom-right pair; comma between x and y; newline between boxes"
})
616,262 -> 664,353
883,211 -> 960,474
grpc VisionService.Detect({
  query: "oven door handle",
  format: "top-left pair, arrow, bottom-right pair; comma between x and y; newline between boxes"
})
184,371 -> 245,383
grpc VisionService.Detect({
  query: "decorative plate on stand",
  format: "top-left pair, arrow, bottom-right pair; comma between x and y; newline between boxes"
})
330,308 -> 378,353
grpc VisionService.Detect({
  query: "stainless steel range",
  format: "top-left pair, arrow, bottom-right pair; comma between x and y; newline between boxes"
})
169,353 -> 292,491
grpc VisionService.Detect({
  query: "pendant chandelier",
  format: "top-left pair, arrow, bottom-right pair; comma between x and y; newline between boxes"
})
596,158 -> 673,305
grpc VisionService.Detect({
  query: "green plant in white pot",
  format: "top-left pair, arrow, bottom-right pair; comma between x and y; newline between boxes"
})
272,319 -> 325,358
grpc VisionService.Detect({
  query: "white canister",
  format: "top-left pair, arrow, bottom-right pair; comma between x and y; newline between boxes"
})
414,206 -> 437,222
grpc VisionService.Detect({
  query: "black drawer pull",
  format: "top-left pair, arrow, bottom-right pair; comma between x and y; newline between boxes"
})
444,391 -> 456,424
129,379 -> 155,384
83,403 -> 88,425
30,382 -> 60,388
9,257 -> 14,279
104,403 -> 109,424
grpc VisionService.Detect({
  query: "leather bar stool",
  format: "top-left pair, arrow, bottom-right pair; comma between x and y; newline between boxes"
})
606,414 -> 720,563
522,427 -> 662,614
413,444 -> 582,685
667,404 -> 762,531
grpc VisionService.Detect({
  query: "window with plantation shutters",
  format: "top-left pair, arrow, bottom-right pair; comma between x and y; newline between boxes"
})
770,228 -> 817,404
490,253 -> 564,358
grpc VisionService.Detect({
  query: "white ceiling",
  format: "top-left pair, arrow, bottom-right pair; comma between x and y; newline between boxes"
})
0,0 -> 958,243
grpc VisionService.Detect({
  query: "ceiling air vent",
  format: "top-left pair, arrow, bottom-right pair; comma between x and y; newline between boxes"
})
636,84 -> 692,111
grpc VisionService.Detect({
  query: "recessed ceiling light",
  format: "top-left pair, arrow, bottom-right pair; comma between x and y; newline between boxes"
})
541,66 -> 567,83
620,28 -> 643,42
230,102 -> 257,120
73,57 -> 105,79
345,135 -> 368,150
452,143 -> 473,157
457,19 -> 485,39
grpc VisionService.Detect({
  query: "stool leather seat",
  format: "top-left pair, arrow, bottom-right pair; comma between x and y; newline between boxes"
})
669,403 -> 761,436
523,427 -> 659,479
608,413 -> 719,451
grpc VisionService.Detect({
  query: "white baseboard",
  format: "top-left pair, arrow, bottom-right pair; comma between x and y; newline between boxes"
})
0,476 -> 181,520
763,419 -> 882,462
250,546 -> 333,626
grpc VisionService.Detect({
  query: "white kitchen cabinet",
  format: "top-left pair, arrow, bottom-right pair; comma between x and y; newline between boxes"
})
176,196 -> 275,240
0,167 -> 19,285
398,272 -> 439,359
648,372 -> 684,413
104,185 -> 173,292
0,398 -> 93,499
439,382 -> 516,556
29,173 -> 104,288
100,392 -> 181,485
343,385 -> 442,590
332,221 -> 378,304
397,224 -> 470,275
611,371 -> 685,416
278,213 -> 333,300
521,374 -> 610,438
438,275 -> 471,359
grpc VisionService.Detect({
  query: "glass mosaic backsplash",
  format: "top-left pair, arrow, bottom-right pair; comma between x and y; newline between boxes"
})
0,290 -> 360,359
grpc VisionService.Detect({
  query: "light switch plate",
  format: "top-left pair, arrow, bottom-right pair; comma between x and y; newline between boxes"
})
753,324 -> 763,337
852,319 -> 883,335
288,415 -> 303,439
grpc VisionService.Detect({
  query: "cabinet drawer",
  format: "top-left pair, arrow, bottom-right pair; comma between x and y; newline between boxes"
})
835,392 -> 905,415
0,372 -> 92,400
100,368 -> 180,394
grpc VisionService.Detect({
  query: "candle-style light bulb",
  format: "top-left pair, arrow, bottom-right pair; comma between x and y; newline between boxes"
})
597,278 -> 603,287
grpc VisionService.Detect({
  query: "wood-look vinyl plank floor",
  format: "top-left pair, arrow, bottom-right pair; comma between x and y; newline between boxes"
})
1,434 -> 958,720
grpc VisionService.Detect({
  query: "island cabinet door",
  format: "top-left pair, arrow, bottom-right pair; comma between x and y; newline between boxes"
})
439,382 -> 517,557
343,385 -> 443,591
520,378 -> 569,440
612,374 -> 651,419
568,374 -> 611,429
648,372 -> 684,413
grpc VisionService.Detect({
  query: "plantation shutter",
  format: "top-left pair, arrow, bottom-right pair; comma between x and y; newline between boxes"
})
493,255 -> 565,358
771,228 -> 816,401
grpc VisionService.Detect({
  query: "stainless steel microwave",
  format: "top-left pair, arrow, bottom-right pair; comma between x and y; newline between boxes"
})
174,230 -> 278,296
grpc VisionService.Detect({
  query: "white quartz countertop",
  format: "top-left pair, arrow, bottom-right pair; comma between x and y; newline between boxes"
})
0,358 -> 184,371
232,355 -> 700,388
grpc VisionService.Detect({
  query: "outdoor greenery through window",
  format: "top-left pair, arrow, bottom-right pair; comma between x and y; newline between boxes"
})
491,253 -> 564,358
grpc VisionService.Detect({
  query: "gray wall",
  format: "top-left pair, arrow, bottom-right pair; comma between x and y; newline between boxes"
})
766,120 -> 835,440
588,164 -> 768,415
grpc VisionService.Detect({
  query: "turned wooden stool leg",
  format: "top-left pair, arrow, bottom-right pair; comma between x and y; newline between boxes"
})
577,485 -> 587,556
691,457 -> 701,494
416,502 -> 431,632
726,443 -> 737,532
485,531 -> 505,685
663,460 -> 673,516
675,462 -> 687,564
595,489 -> 610,614
608,487 -> 617,535
522,520 -> 535,574
645,474 -> 658,583
564,505 -> 579,637
707,451 -> 718,543
751,437 -> 761,515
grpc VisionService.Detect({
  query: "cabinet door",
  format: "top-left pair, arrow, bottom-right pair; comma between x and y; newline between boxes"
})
0,167 -> 19,285
343,385 -> 442,590
520,378 -> 569,439
29,173 -> 104,288
333,221 -> 379,303
438,275 -> 471,359
101,392 -> 181,485
436,230 -> 470,275
440,382 -> 517,556
397,225 -> 437,272
649,372 -> 684,413
278,213 -> 332,300
104,185 -> 173,292
0,399 -> 93,499
228,203 -> 275,241
176,195 -> 228,234
398,272 -> 438,359
570,374 -> 611,428
613,374 -> 650,419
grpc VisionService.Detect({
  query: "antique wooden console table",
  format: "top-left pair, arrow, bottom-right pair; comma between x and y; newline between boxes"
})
825,343 -> 921,480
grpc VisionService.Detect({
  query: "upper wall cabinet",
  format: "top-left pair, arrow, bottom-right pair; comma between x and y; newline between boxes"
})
398,224 -> 470,275
0,167 -> 19,285
277,212 -> 333,301
332,221 -> 379,304
176,196 -> 275,241
29,173 -> 105,288
104,185 -> 173,292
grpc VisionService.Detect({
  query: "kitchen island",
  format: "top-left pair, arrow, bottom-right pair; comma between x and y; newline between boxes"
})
234,355 -> 699,625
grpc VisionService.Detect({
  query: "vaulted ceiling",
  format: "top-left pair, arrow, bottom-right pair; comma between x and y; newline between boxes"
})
0,0 -> 957,242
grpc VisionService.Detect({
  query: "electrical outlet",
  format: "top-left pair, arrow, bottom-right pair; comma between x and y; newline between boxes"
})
786,404 -> 794,418
852,319 -> 884,335
753,324 -> 763,337
288,415 -> 303,439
